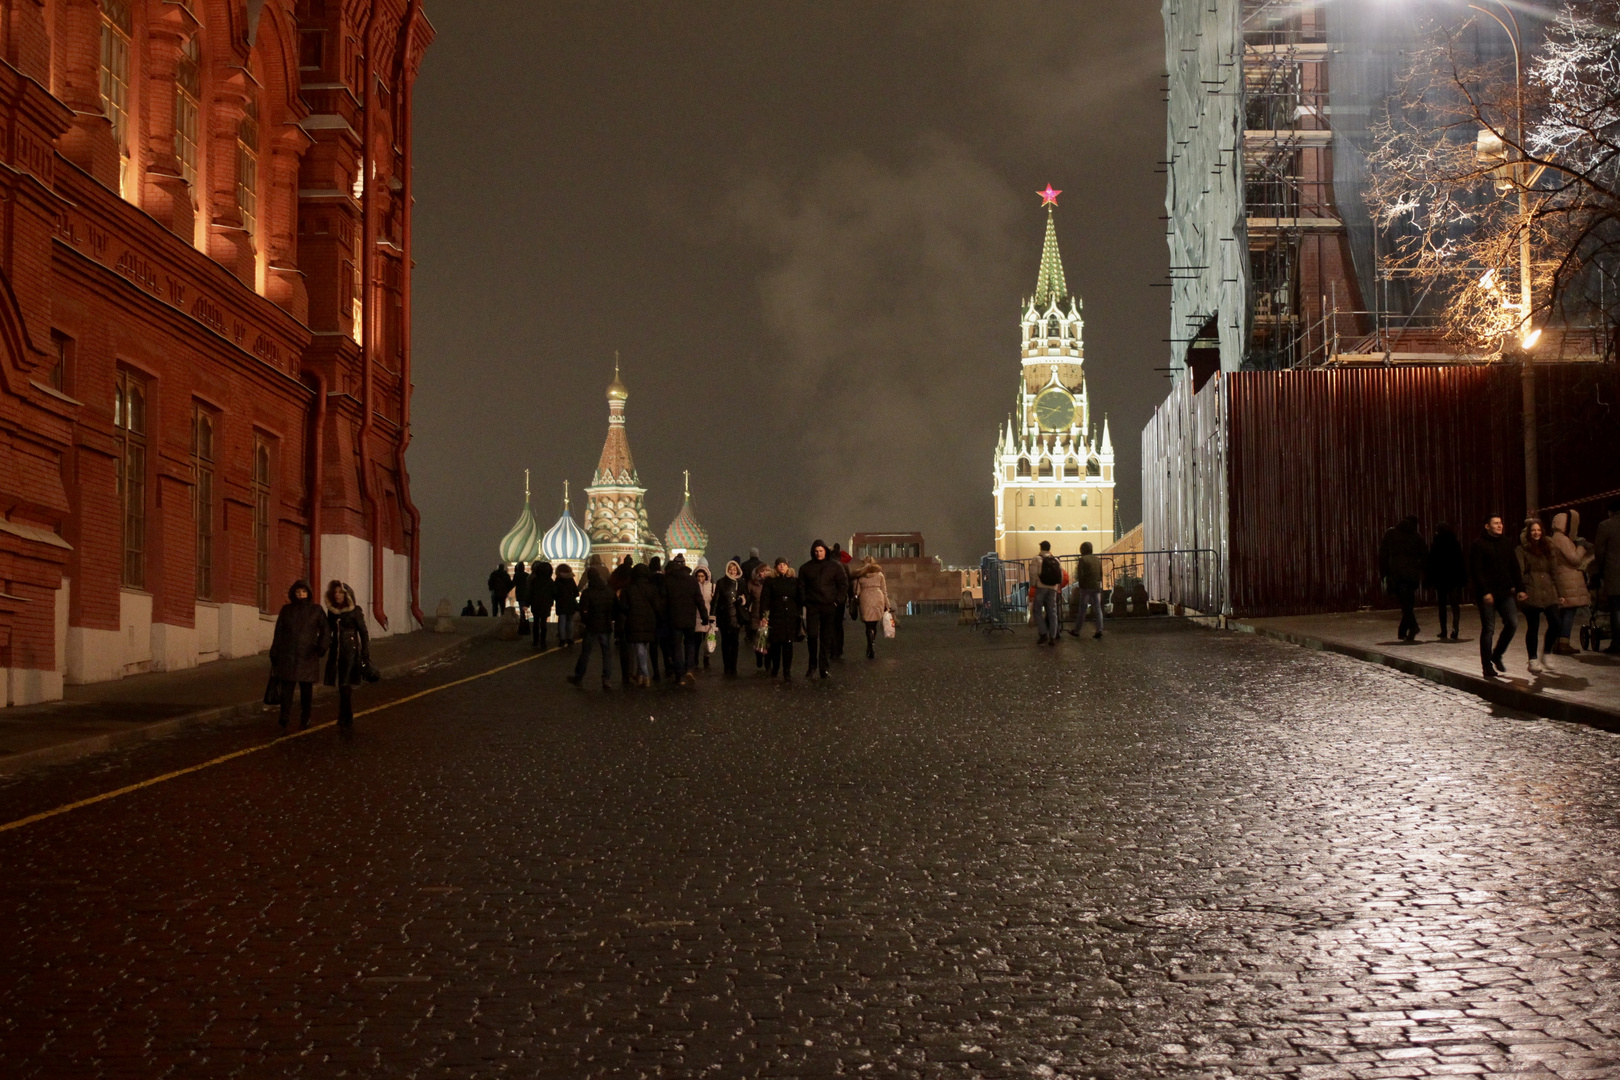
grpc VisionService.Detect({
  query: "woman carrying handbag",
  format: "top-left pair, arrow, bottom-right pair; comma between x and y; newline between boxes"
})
324,580 -> 373,728
852,557 -> 893,660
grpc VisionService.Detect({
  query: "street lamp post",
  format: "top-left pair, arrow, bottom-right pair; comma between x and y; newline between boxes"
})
1470,0 -> 1539,514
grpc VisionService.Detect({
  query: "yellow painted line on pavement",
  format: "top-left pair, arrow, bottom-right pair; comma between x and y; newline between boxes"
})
0,646 -> 561,836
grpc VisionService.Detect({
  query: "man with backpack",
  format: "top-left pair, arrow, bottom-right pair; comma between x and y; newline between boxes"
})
1030,541 -> 1066,646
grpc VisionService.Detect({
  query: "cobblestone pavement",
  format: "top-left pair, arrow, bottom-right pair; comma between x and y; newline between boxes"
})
0,620 -> 1617,1079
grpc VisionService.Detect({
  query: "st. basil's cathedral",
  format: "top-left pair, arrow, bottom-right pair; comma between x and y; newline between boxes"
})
498,362 -> 708,582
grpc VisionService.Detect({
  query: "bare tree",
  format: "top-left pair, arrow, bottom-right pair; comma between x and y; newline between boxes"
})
1367,2 -> 1620,356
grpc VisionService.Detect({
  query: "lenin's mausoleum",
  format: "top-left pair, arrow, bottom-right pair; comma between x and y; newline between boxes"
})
0,0 -> 433,705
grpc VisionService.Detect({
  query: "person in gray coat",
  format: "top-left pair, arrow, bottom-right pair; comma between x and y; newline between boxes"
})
270,579 -> 329,730
1594,498 -> 1620,654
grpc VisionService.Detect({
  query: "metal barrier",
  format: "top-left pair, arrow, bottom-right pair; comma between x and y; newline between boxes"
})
976,549 -> 1224,634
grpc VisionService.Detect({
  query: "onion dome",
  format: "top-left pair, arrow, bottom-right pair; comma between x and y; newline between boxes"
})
606,353 -> 629,401
663,470 -> 709,555
499,470 -> 541,564
541,481 -> 592,565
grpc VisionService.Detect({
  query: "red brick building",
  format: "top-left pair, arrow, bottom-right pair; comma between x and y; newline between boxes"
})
0,0 -> 432,705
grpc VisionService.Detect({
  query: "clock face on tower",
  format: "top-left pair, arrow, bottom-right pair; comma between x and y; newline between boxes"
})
1034,388 -> 1075,431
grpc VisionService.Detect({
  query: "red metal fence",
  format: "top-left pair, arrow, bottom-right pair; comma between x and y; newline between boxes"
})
1143,363 -> 1620,617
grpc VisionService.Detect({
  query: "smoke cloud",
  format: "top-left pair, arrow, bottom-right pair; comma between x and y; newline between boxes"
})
734,141 -> 1023,558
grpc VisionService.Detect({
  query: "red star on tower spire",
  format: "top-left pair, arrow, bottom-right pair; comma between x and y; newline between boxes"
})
1038,184 -> 1061,207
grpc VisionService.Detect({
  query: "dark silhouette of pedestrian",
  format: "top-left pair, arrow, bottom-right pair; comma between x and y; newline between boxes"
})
1468,515 -> 1524,680
324,580 -> 371,728
488,563 -> 512,617
1517,518 -> 1558,676
1378,516 -> 1428,642
1426,523 -> 1467,640
1594,498 -> 1620,654
460,599 -> 476,616
566,566 -> 617,690
528,561 -> 555,648
512,561 -> 531,633
611,556 -> 634,682
475,600 -> 488,616
799,539 -> 848,678
663,555 -> 707,686
623,563 -> 664,687
553,564 -> 579,646
270,579 -> 329,730
830,543 -> 850,659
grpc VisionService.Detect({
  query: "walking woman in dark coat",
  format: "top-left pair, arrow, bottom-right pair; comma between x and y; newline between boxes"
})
760,558 -> 804,680
527,561 -> 555,648
610,556 -> 634,684
511,561 -> 531,633
1426,523 -> 1467,641
270,579 -> 328,729
324,580 -> 371,728
714,560 -> 749,676
553,563 -> 580,646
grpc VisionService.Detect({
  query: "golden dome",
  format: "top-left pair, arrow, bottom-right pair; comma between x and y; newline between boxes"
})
607,355 -> 628,401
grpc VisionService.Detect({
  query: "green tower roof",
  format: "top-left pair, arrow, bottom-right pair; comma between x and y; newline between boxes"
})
1033,207 -> 1068,308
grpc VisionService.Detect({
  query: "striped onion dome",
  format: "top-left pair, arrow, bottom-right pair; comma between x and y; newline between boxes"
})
663,472 -> 708,553
499,471 -> 541,564
541,482 -> 592,564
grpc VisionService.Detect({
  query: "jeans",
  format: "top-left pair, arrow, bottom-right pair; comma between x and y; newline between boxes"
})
1393,582 -> 1418,639
632,643 -> 652,681
574,632 -> 612,680
683,629 -> 708,673
617,636 -> 633,683
720,627 -> 741,674
1436,588 -> 1461,637
1033,588 -> 1060,640
557,613 -> 575,644
531,607 -> 551,647
1552,606 -> 1577,642
1478,593 -> 1519,670
1075,589 -> 1106,635
805,605 -> 838,674
278,679 -> 312,727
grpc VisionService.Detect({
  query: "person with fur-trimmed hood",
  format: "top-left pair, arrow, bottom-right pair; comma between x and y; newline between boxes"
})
1548,510 -> 1593,656
852,557 -> 892,660
270,579 -> 329,730
760,558 -> 803,680
324,580 -> 371,728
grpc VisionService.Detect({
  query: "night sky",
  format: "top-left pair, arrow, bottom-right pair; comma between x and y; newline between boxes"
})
408,2 -> 1167,605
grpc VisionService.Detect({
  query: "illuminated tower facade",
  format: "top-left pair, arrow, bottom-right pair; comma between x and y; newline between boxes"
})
992,188 -> 1115,562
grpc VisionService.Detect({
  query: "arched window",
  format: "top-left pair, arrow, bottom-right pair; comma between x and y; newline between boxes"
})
1038,459 -> 1053,478
1054,495 -> 1062,507
1027,495 -> 1035,507
1016,457 -> 1031,477
1027,525 -> 1035,532
1081,492 -> 1089,507
237,100 -> 260,245
100,0 -> 133,194
253,439 -> 271,611
1087,457 -> 1101,477
1047,317 -> 1060,339
1055,525 -> 1062,532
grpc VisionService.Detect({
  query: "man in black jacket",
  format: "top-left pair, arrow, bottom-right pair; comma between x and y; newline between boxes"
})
663,556 -> 708,686
1468,514 -> 1525,680
800,539 -> 849,679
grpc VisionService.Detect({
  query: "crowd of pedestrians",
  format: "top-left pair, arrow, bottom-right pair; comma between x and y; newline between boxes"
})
490,540 -> 893,690
1378,500 -> 1620,681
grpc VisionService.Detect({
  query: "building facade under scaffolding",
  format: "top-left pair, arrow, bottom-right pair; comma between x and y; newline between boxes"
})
1147,0 -> 1619,618
1162,0 -> 1557,376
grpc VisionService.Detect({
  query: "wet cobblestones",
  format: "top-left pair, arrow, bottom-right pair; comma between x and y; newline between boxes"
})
0,621 -> 1616,1078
